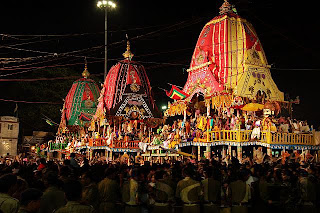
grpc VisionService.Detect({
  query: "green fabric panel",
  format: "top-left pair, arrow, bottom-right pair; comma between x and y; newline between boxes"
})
67,79 -> 99,126
68,82 -> 84,125
86,82 -> 100,106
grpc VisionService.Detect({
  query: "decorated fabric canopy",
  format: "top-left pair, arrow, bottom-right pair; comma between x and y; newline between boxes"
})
95,40 -> 158,121
59,64 -> 100,130
181,0 -> 284,102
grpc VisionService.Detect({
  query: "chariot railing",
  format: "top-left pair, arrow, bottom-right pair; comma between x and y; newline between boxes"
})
205,129 -> 314,145
88,138 -> 140,149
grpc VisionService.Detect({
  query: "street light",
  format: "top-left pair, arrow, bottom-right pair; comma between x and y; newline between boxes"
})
97,0 -> 116,8
97,0 -> 116,80
161,105 -> 167,110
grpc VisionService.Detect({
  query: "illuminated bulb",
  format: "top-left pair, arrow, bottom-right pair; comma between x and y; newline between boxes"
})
97,0 -> 116,8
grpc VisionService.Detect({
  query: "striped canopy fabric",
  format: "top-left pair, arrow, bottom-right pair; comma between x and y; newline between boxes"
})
183,2 -> 284,101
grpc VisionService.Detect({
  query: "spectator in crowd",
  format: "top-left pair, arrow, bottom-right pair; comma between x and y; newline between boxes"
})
55,180 -> 94,213
18,188 -> 42,213
0,174 -> 19,213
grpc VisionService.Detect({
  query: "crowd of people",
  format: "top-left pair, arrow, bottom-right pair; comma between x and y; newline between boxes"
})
1,151 -> 320,213
19,110 -> 316,213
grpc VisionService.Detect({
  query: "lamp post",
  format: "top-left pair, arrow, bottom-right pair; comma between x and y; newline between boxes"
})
97,0 -> 116,80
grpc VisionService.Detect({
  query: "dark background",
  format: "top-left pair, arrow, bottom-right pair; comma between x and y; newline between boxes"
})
0,0 -> 319,134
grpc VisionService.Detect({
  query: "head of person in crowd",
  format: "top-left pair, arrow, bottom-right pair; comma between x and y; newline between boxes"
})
82,157 -> 89,166
63,159 -> 70,166
80,171 -> 94,187
0,173 -> 17,196
130,168 -> 140,181
43,170 -> 61,188
203,167 -> 213,179
12,162 -> 20,174
39,158 -> 46,165
37,158 -> 46,171
240,168 -> 251,182
59,165 -> 72,180
70,153 -> 76,159
182,165 -> 195,179
151,170 -> 162,184
19,188 -> 43,213
63,180 -> 83,202
273,168 -> 283,182
12,177 -> 28,200
299,169 -> 308,179
104,167 -> 117,180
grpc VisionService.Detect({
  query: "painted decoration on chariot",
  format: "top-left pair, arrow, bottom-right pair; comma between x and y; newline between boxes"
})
164,101 -> 187,117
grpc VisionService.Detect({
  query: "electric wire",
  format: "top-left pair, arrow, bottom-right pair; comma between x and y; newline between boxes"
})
0,98 -> 62,105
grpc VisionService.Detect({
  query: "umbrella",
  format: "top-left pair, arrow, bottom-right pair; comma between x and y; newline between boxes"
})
242,103 -> 264,111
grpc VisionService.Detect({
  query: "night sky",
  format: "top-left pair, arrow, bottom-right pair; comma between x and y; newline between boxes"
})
0,0 -> 320,132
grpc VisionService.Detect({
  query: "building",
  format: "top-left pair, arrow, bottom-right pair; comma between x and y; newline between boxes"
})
22,131 -> 54,152
0,116 -> 19,157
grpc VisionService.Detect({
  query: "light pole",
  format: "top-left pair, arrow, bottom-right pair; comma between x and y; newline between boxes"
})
97,0 -> 116,80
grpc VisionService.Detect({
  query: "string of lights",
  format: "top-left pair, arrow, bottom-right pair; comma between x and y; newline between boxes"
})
0,47 -> 102,70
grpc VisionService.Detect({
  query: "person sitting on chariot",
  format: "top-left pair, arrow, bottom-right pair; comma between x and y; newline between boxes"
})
251,119 -> 261,141
174,129 -> 181,140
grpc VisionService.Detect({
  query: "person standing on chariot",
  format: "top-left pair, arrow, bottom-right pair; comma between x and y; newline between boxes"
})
185,120 -> 191,137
